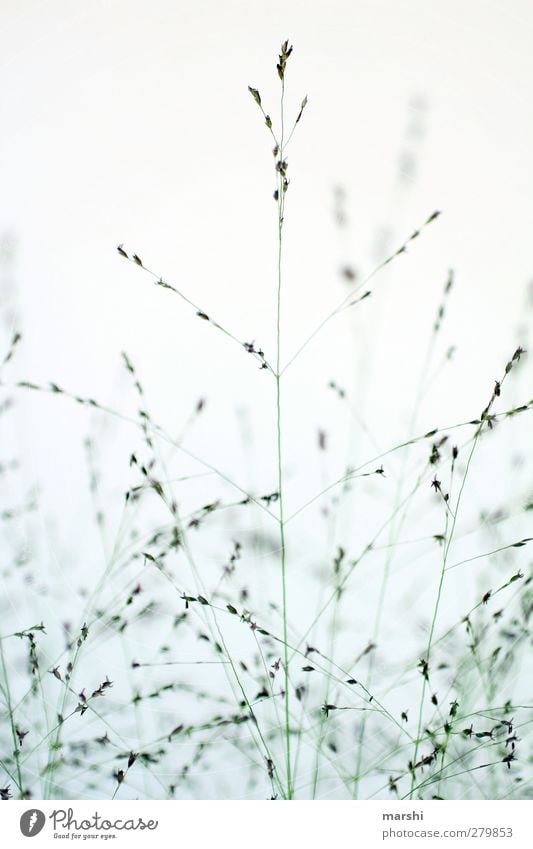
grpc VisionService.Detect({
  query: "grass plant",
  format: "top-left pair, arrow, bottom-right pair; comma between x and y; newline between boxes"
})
0,43 -> 532,802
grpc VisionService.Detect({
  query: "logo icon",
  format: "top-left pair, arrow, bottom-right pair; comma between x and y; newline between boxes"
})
20,809 -> 46,837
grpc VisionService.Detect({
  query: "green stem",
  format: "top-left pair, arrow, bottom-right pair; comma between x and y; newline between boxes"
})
409,430 -> 480,798
0,638 -> 24,796
276,77 -> 292,800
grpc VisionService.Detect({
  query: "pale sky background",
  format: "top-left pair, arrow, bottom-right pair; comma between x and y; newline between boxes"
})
2,0 -> 531,564
1,1 -> 532,799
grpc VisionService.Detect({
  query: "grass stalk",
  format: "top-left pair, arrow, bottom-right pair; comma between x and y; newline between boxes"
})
0,638 -> 23,796
275,73 -> 293,801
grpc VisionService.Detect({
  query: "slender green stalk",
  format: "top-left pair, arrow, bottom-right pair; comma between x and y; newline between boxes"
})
408,433 -> 478,798
0,638 -> 23,796
353,303 -> 445,797
275,75 -> 292,800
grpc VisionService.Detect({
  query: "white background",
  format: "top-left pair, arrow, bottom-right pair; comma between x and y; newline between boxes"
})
0,1 -> 532,801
